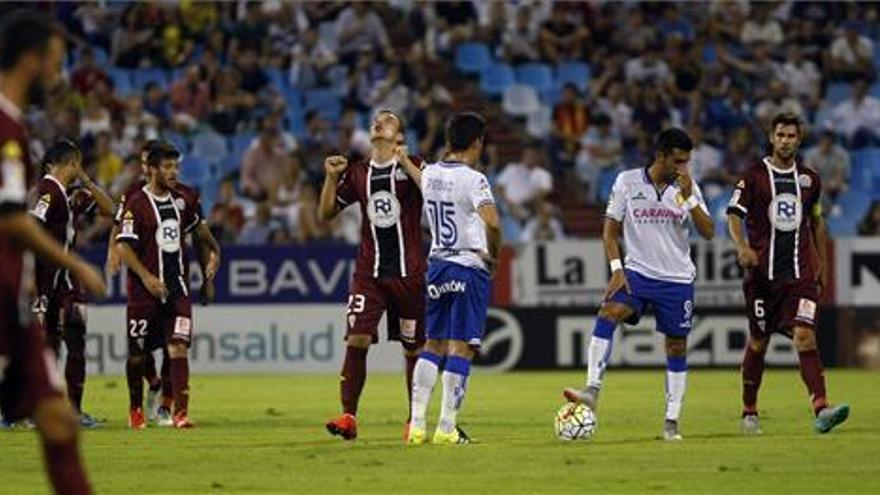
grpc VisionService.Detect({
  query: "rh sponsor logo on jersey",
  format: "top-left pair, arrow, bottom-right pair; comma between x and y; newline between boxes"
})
156,219 -> 181,253
769,193 -> 802,232
367,190 -> 401,228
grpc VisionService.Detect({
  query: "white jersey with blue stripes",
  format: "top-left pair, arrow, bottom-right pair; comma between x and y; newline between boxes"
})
421,161 -> 495,271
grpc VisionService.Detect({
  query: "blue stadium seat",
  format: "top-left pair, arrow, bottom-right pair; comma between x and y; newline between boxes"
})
555,62 -> 591,92
838,190 -> 872,220
304,88 -> 342,122
132,68 -> 169,91
455,42 -> 492,74
163,132 -> 189,153
230,132 -> 257,157
191,130 -> 229,162
870,81 -> 880,98
502,84 -> 540,117
326,65 -> 349,94
597,168 -> 618,204
852,148 -> 880,190
265,67 -> 289,92
480,63 -> 515,97
107,68 -> 133,96
200,176 -> 221,214
515,63 -> 553,94
827,215 -> 859,236
180,155 -> 210,188
541,86 -> 563,106
285,109 -> 306,137
825,82 -> 852,105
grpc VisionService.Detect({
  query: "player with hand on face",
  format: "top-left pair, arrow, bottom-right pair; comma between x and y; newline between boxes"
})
563,128 -> 714,441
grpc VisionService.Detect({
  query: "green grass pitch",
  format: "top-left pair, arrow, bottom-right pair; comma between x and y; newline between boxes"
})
1,370 -> 878,494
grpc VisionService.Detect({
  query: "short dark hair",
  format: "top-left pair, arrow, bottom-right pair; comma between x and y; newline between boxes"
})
141,139 -> 163,155
41,139 -> 80,174
770,112 -> 803,134
655,127 -> 693,154
445,112 -> 486,152
146,141 -> 181,168
0,10 -> 58,71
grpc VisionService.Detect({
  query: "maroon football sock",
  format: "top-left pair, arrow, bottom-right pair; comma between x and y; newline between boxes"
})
42,438 -> 92,495
64,324 -> 86,413
340,346 -> 368,416
742,345 -> 766,415
160,353 -> 173,399
144,351 -> 160,390
170,357 -> 190,415
404,352 -> 417,422
125,355 -> 144,410
797,349 -> 828,415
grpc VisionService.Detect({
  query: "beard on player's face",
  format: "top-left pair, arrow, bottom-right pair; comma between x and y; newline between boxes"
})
27,79 -> 48,107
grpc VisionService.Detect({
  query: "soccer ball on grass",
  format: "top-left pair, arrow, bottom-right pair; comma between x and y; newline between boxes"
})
555,402 -> 596,440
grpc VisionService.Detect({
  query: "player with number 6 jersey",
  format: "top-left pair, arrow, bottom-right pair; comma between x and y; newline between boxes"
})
319,110 -> 426,441
726,113 -> 849,435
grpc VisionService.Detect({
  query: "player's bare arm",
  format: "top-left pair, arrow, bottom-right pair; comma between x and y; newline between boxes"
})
812,206 -> 830,293
0,212 -> 106,297
727,214 -> 758,269
676,167 -> 715,240
194,221 -> 221,304
602,217 -> 631,299
76,166 -> 115,216
115,240 -> 167,300
394,144 -> 422,189
318,155 -> 348,221
477,203 -> 502,272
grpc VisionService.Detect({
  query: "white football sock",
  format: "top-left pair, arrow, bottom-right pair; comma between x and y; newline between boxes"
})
410,357 -> 439,430
586,336 -> 612,390
438,370 -> 468,434
665,370 -> 687,422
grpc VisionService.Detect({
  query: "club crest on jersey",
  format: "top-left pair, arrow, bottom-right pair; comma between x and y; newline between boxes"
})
367,190 -> 401,228
1,140 -> 26,202
156,218 -> 181,253
798,174 -> 812,189
174,197 -> 186,211
31,194 -> 51,220
768,193 -> 802,232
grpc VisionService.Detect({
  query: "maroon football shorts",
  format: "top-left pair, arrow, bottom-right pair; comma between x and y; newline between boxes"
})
0,297 -> 63,421
126,296 -> 193,352
743,275 -> 819,339
346,274 -> 426,349
34,289 -> 87,341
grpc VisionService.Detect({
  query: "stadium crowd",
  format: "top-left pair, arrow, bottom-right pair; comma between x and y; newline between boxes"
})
8,1 -> 880,246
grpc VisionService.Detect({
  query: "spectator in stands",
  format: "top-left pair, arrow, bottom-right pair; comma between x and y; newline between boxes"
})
238,201 -> 281,245
612,7 -> 656,55
710,84 -> 753,134
300,110 -> 334,180
551,83 -> 589,166
156,7 -> 196,68
338,107 -> 371,158
717,42 -> 778,99
123,94 -> 160,140
108,115 -> 135,159
434,1 -> 478,54
169,64 -> 211,131
780,44 -> 822,105
336,2 -> 394,66
230,2 -> 269,58
521,202 -> 566,243
501,5 -> 540,64
828,78 -> 880,148
368,64 -> 411,116
210,177 -> 246,243
633,85 -> 670,136
575,113 -> 623,204
804,130 -> 851,214
828,21 -> 875,81
289,27 -> 338,89
236,48 -> 269,95
624,42 -> 671,85
754,78 -> 806,130
143,81 -> 171,126
720,126 -> 759,186
93,131 -> 123,187
539,3 -> 589,63
687,125 -> 724,200
242,117 -> 288,200
740,3 -> 784,47
71,48 -> 111,96
496,141 -> 554,223
208,68 -> 258,135
111,6 -> 153,68
657,3 -> 694,42
858,201 -> 880,236
595,80 -> 633,139
80,90 -> 112,138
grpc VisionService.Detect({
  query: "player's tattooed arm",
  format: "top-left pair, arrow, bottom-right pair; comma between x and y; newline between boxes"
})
728,214 -> 758,269
116,241 -> 167,300
76,166 -> 115,216
318,155 -> 348,221
394,144 -> 422,189
602,218 -> 631,298
812,209 -> 830,293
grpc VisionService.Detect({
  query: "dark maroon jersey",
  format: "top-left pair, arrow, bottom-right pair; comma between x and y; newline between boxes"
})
0,94 -> 34,304
335,156 -> 426,278
726,157 -> 822,282
116,184 -> 203,305
30,175 -> 96,296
